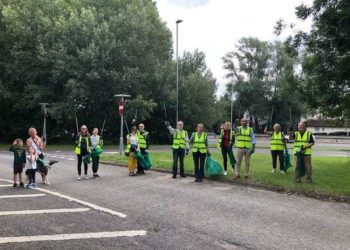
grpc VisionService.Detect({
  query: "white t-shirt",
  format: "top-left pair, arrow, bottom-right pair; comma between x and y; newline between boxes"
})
27,154 -> 38,170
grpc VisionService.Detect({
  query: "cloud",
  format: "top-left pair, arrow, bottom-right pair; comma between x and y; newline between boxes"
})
167,0 -> 210,8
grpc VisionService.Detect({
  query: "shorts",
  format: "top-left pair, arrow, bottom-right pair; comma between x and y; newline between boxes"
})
13,163 -> 24,174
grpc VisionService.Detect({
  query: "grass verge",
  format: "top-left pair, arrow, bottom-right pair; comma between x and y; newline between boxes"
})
101,151 -> 350,197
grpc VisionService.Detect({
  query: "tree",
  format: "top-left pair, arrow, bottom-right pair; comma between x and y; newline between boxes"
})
283,0 -> 350,118
0,0 -> 173,142
222,37 -> 304,131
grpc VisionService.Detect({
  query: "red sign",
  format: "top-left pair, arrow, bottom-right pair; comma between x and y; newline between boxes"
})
118,100 -> 124,117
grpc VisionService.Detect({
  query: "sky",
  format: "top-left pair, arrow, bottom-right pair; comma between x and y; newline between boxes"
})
155,0 -> 313,95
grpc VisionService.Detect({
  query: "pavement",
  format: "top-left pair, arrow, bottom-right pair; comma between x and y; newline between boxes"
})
0,150 -> 350,249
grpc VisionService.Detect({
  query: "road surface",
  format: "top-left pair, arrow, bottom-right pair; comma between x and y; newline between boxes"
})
0,150 -> 349,249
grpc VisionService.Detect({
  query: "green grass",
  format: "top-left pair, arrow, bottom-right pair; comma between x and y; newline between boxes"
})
101,152 -> 350,196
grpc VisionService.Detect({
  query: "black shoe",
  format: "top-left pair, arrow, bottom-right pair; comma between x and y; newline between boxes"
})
180,174 -> 186,178
93,174 -> 100,178
199,178 -> 203,182
13,183 -> 17,187
195,178 -> 200,182
172,175 -> 176,179
19,182 -> 24,187
49,160 -> 59,166
140,170 -> 145,175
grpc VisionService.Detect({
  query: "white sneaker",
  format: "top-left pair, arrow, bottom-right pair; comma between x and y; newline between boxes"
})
76,176 -> 82,180
224,171 -> 227,176
271,169 -> 276,173
84,175 -> 89,180
280,170 -> 285,175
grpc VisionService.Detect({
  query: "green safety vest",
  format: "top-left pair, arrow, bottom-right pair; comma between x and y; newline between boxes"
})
125,134 -> 139,154
217,129 -> 234,148
192,132 -> 207,153
74,135 -> 91,155
172,130 -> 187,149
236,126 -> 253,149
137,131 -> 149,149
294,131 -> 312,155
270,132 -> 285,151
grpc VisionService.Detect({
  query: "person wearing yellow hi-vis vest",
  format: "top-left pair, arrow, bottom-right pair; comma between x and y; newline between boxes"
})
217,121 -> 236,176
74,125 -> 91,180
264,123 -> 287,174
166,120 -> 189,178
234,118 -> 256,180
125,126 -> 140,176
136,123 -> 150,175
190,123 -> 208,182
294,121 -> 314,183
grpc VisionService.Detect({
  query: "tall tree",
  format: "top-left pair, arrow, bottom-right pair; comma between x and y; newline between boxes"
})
284,0 -> 350,118
222,37 -> 304,130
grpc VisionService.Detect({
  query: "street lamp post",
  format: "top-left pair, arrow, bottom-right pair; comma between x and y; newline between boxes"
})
115,94 -> 131,155
176,19 -> 183,124
39,103 -> 49,146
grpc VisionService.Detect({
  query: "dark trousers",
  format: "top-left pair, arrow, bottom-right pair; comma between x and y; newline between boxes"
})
92,155 -> 100,174
28,169 -> 36,184
271,150 -> 284,170
221,146 -> 235,171
137,148 -> 147,172
295,155 -> 312,180
173,148 -> 185,177
193,152 -> 206,180
77,155 -> 88,175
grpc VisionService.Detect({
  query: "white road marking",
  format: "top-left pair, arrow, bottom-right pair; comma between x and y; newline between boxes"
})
36,188 -> 127,218
0,185 -> 12,188
0,194 -> 46,199
0,230 -> 147,244
0,208 -> 90,216
0,179 -> 127,218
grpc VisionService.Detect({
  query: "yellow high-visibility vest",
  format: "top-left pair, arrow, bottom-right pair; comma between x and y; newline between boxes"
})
270,132 -> 285,151
192,132 -> 207,153
236,127 -> 252,149
294,131 -> 312,155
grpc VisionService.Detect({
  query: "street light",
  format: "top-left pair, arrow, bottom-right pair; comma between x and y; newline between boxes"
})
115,94 -> 131,155
176,19 -> 183,124
39,103 -> 49,145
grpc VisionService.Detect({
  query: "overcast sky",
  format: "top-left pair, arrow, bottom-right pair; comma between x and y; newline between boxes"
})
155,0 -> 313,95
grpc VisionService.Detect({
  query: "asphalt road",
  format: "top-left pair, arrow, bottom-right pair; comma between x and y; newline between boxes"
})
0,151 -> 350,250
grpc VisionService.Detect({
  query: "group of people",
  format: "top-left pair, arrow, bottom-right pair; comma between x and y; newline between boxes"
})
9,119 -> 315,188
164,118 -> 314,183
74,125 -> 103,179
125,123 -> 150,176
9,128 -> 57,188
165,118 -> 257,182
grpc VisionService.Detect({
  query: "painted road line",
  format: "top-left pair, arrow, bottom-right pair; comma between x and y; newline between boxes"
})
0,185 -> 13,188
0,230 -> 147,244
0,179 -> 127,218
36,187 -> 127,218
0,194 -> 46,199
0,208 -> 90,216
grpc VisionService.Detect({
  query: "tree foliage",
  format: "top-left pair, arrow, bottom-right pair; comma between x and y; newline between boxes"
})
222,37 -> 304,131
284,0 -> 350,118
0,0 -> 217,143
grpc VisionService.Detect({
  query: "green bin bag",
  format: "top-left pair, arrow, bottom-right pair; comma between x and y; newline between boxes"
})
83,154 -> 91,164
295,150 -> 305,177
228,147 -> 237,165
205,155 -> 224,176
284,152 -> 292,172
